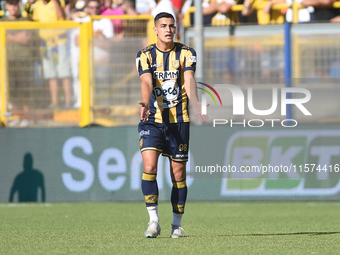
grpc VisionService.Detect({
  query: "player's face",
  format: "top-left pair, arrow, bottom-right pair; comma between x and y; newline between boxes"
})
154,18 -> 176,44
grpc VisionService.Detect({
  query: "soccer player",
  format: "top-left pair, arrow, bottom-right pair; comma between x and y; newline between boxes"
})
136,12 -> 208,238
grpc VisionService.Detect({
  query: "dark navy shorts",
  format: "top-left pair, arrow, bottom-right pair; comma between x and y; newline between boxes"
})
138,121 -> 190,162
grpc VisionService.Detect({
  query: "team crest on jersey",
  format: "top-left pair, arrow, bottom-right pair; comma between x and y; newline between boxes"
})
172,60 -> 180,69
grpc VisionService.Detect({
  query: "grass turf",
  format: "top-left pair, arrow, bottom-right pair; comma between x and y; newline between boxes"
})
0,202 -> 340,254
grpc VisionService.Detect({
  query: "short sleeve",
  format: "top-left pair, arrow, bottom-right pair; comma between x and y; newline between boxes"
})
136,51 -> 151,77
184,48 -> 196,73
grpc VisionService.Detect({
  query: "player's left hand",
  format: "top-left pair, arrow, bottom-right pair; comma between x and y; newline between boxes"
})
192,101 -> 209,123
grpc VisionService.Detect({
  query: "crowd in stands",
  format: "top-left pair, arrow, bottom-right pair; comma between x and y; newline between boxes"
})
1,0 -> 339,113
0,0 -> 340,28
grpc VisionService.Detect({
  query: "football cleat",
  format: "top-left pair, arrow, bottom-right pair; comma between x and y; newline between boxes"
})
170,225 -> 185,238
144,221 -> 161,238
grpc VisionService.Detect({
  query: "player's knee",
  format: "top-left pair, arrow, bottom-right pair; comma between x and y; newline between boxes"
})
172,168 -> 186,182
143,165 -> 157,174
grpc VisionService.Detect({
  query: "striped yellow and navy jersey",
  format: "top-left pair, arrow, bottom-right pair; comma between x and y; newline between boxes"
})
136,42 -> 196,124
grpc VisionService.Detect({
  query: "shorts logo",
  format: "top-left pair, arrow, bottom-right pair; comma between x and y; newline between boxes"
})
139,130 -> 150,139
189,56 -> 196,63
176,154 -> 188,158
139,138 -> 143,148
154,80 -> 180,101
172,60 -> 180,69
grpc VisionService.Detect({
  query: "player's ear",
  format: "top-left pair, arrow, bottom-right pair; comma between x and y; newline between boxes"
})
153,26 -> 158,36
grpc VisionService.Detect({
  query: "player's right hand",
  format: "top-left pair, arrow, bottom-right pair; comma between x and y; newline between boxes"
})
138,101 -> 150,121
192,101 -> 209,123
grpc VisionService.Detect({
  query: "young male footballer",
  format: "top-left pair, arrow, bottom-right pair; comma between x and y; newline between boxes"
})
136,12 -> 208,238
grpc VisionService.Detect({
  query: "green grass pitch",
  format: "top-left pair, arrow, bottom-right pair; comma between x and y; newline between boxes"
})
1,202 -> 340,254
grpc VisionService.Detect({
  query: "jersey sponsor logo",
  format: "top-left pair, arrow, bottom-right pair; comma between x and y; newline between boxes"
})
153,70 -> 179,80
154,80 -> 180,101
172,60 -> 180,69
189,56 -> 196,63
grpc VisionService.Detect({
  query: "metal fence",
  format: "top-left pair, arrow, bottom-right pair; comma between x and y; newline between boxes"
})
0,16 -> 154,128
1,20 -> 340,128
185,23 -> 340,124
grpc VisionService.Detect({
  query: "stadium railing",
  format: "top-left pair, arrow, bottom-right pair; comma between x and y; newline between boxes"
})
0,15 -> 154,128
183,2 -> 340,26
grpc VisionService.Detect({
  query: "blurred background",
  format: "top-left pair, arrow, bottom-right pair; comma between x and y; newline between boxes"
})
1,0 -> 340,202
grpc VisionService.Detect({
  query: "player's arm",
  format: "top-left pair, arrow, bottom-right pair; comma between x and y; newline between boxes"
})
137,50 -> 153,121
184,71 -> 209,123
139,73 -> 153,121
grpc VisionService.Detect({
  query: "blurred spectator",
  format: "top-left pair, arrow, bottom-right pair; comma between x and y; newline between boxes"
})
136,0 -> 156,14
1,0 -> 36,121
285,0 -> 311,23
65,0 -> 86,20
101,0 -> 124,34
171,0 -> 182,16
151,0 -> 176,23
70,0 -> 114,106
301,0 -> 340,22
170,0 -> 182,37
183,0 -> 236,26
237,0 -> 257,23
242,0 -> 286,25
32,0 -> 72,109
87,0 -> 114,39
122,0 -> 137,14
181,0 -> 212,25
122,0 -> 150,37
68,0 -> 89,108
203,0 -> 236,18
22,0 -> 37,19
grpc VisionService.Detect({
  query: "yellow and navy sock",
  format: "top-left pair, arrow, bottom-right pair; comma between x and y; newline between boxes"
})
142,172 -> 159,206
171,179 -> 187,214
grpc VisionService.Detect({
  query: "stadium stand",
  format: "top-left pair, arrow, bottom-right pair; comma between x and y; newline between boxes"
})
0,0 -> 340,127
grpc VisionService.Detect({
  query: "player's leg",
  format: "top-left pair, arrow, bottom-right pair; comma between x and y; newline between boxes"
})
169,159 -> 187,238
166,122 -> 189,238
141,150 -> 162,238
139,121 -> 164,237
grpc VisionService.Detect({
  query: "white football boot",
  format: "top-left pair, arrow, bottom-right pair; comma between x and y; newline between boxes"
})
170,225 -> 185,238
144,221 -> 161,238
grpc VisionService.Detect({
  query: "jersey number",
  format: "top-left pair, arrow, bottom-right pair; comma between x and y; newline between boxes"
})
179,144 -> 187,152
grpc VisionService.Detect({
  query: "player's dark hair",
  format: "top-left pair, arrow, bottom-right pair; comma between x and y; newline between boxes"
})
154,12 -> 175,25
6,0 -> 20,5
